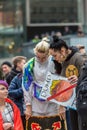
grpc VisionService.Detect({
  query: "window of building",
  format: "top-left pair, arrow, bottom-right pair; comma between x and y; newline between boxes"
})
30,0 -> 78,23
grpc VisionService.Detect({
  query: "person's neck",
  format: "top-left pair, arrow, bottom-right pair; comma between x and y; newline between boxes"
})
16,67 -> 21,72
0,101 -> 5,106
68,49 -> 72,55
0,101 -> 6,112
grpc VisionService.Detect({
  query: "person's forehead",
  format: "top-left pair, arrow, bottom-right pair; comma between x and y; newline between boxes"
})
18,59 -> 26,63
20,59 -> 26,62
52,50 -> 60,54
0,85 -> 7,90
37,52 -> 47,57
2,64 -> 10,68
0,84 -> 5,88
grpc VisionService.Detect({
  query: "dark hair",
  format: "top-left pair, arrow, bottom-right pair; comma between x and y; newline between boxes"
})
1,61 -> 12,68
53,60 -> 62,74
69,46 -> 79,52
50,35 -> 68,51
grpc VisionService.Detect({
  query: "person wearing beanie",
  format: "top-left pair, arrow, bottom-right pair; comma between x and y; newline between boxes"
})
0,80 -> 8,89
1,61 -> 12,80
8,58 -> 27,130
0,80 -> 24,130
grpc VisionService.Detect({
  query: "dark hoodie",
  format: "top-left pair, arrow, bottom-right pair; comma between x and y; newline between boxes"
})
53,46 -> 79,75
65,46 -> 79,61
61,46 -> 84,77
6,67 -> 22,85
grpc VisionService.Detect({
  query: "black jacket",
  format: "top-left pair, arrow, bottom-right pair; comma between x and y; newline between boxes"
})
6,68 -> 22,85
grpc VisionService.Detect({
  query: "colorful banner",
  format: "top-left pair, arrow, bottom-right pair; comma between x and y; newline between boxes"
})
39,72 -> 76,109
26,114 -> 67,130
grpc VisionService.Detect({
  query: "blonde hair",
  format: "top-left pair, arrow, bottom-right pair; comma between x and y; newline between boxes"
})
34,40 -> 49,54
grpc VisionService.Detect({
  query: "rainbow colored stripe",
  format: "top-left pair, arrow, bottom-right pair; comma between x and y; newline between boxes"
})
23,58 -> 35,91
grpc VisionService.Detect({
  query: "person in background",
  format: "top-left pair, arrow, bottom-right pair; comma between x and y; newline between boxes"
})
6,56 -> 27,85
22,40 -> 59,120
63,26 -> 72,35
0,67 -> 4,79
8,57 -> 26,130
0,80 -> 23,130
77,26 -> 85,37
32,35 -> 40,44
1,61 -> 12,80
76,44 -> 87,61
55,31 -> 62,38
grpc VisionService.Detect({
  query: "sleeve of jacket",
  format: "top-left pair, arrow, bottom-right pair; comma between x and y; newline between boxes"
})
12,101 -> 24,130
0,113 -> 4,130
22,80 -> 32,106
8,76 -> 23,99
75,53 -> 85,75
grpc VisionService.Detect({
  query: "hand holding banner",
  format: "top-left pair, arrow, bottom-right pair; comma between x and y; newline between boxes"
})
39,72 -> 77,109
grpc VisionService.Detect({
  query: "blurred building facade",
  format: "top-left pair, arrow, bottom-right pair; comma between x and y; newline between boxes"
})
26,0 -> 87,38
0,0 -> 87,58
0,0 -> 26,58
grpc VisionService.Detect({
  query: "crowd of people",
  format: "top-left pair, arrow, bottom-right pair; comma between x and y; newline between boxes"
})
0,34 -> 87,130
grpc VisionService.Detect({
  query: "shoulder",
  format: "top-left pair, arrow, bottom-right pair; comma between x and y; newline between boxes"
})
5,98 -> 15,106
69,52 -> 84,64
5,98 -> 19,110
17,73 -> 22,78
7,68 -> 17,78
73,52 -> 83,58
24,57 -> 35,68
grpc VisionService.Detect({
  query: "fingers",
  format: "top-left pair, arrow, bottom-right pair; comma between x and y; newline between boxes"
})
58,106 -> 66,120
25,114 -> 31,120
25,105 -> 32,120
25,110 -> 31,120
68,75 -> 78,84
60,112 -> 66,120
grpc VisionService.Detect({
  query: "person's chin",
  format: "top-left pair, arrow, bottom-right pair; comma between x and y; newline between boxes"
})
57,60 -> 61,63
4,95 -> 8,98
